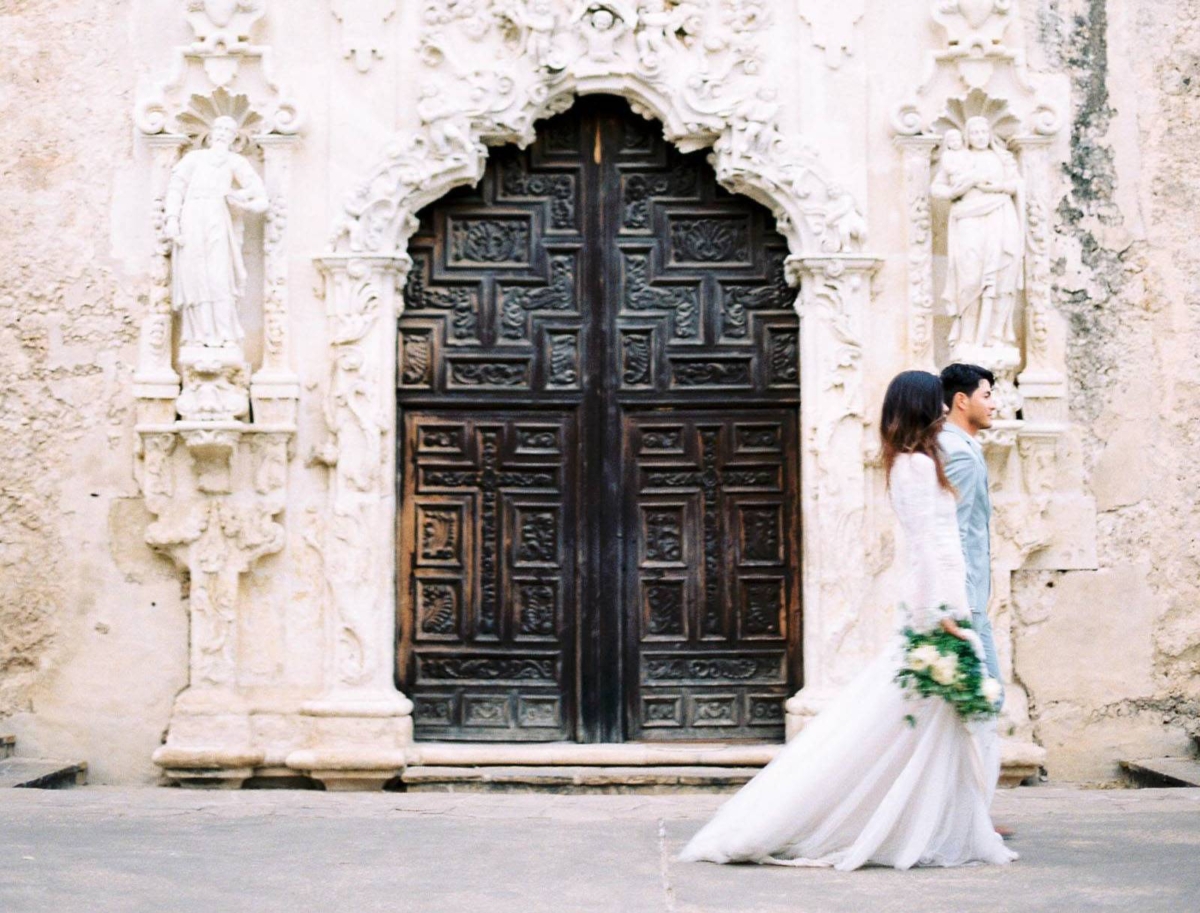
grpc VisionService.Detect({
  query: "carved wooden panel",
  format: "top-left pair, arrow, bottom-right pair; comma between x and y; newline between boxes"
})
623,413 -> 800,739
400,120 -> 587,398
398,97 -> 800,742
399,412 -> 577,741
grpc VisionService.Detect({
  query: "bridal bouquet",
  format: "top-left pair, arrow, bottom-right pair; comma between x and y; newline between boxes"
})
896,618 -> 1002,725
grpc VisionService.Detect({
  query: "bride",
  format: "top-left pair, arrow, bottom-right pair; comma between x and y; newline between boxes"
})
680,370 -> 1017,871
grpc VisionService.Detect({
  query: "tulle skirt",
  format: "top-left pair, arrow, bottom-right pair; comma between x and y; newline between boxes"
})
679,649 -> 1017,871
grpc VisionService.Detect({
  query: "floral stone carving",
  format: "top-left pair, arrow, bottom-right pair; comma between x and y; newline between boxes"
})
330,0 -> 868,260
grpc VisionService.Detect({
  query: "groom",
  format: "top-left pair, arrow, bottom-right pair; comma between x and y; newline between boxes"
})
938,364 -> 1001,692
939,364 -> 1007,813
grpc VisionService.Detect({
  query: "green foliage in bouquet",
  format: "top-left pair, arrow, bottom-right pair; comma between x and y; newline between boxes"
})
895,619 -> 1000,726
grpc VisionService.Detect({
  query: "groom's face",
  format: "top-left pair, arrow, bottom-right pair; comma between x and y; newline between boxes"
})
962,380 -> 996,430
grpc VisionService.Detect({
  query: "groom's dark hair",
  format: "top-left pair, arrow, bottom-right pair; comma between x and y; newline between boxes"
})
940,363 -> 995,408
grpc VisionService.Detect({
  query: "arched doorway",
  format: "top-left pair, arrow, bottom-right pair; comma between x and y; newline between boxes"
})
396,97 -> 801,743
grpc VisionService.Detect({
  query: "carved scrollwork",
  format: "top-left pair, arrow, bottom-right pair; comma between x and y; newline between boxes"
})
623,166 -> 698,229
645,583 -> 685,636
624,253 -> 698,338
419,582 -> 459,635
500,255 -> 576,340
743,581 -> 782,636
644,509 -> 684,562
404,257 -> 479,341
329,0 -> 867,258
501,160 -> 577,229
449,360 -> 531,387
419,656 -> 557,681
798,0 -> 865,69
644,656 -> 779,682
517,584 -> 557,636
547,334 -> 579,386
517,510 -> 558,563
622,332 -> 653,386
669,217 -> 750,263
145,493 -> 287,687
672,359 -> 752,387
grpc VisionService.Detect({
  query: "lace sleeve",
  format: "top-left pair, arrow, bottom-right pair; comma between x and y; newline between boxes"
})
891,455 -> 960,631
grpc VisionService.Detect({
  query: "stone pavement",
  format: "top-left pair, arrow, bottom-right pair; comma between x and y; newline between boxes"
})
2,786 -> 1198,913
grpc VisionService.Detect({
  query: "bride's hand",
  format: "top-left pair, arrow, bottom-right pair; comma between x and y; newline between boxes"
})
939,617 -> 971,641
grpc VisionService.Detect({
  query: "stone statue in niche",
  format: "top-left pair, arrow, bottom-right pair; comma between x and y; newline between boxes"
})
164,116 -> 268,353
930,117 -> 1024,355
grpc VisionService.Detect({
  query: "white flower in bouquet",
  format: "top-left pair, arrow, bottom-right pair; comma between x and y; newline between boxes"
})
930,654 -> 959,685
982,677 -> 1002,704
907,644 -> 941,672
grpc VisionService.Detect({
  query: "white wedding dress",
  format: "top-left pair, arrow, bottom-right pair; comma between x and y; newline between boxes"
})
680,453 -> 1017,871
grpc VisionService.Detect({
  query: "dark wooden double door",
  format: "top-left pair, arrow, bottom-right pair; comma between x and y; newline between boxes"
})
397,98 -> 800,743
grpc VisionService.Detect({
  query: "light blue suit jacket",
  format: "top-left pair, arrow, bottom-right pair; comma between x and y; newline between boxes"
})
939,424 -> 1002,694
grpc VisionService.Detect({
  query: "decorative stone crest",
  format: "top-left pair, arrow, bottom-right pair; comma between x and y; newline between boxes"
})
331,0 -> 867,260
185,0 -> 266,54
331,0 -> 398,72
797,0 -> 865,69
931,0 -> 1013,50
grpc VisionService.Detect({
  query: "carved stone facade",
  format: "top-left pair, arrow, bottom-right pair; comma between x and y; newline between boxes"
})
5,0 -> 1194,787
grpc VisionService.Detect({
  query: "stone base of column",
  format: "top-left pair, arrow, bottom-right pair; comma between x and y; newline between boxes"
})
152,688 -> 414,790
999,737 -> 1047,787
152,688 -> 263,788
286,690 -> 415,790
784,686 -> 835,739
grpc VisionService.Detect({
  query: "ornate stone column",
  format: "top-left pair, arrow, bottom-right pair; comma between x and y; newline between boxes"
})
291,256 -> 413,789
894,135 -> 940,372
133,135 -> 188,425
784,255 -> 881,736
1012,134 -> 1067,422
250,135 -> 302,424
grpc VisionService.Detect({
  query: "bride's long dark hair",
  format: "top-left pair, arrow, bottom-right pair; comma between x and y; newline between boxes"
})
881,370 -> 953,491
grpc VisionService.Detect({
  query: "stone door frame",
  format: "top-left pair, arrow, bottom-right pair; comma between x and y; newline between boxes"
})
315,36 -> 882,754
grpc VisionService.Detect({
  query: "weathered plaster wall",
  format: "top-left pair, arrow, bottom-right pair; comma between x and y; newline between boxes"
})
0,0 -> 1195,785
0,1 -> 187,782
1009,0 -> 1200,780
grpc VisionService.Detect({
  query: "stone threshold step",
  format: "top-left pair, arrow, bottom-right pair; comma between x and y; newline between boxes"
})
404,742 -> 780,767
401,765 -> 756,793
1120,757 -> 1200,788
0,759 -> 88,789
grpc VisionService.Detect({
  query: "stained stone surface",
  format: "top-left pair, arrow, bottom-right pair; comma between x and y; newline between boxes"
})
1,788 -> 1199,913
